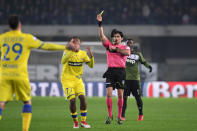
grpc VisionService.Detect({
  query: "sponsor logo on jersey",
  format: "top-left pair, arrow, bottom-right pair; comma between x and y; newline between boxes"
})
127,54 -> 139,60
3,64 -> 18,68
68,62 -> 83,66
126,59 -> 136,64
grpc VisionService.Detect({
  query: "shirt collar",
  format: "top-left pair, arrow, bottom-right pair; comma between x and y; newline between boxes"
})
9,30 -> 22,34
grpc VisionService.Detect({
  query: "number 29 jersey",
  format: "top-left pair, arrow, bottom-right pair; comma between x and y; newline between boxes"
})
0,30 -> 45,80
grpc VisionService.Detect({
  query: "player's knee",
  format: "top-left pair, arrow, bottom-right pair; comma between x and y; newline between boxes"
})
80,104 -> 87,110
79,95 -> 87,106
106,93 -> 112,98
78,95 -> 85,100
106,91 -> 112,98
118,94 -> 123,99
117,89 -> 124,98
23,100 -> 31,105
123,96 -> 128,100
0,102 -> 6,109
135,96 -> 142,102
70,98 -> 76,105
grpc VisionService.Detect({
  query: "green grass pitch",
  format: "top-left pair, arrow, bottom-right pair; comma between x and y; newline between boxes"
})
0,97 -> 197,131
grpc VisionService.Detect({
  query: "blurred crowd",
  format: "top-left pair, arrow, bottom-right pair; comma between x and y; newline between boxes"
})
0,0 -> 197,25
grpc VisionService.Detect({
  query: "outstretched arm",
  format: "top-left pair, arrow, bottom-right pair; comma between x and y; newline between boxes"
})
97,12 -> 108,44
139,52 -> 152,72
29,34 -> 66,51
38,42 -> 66,51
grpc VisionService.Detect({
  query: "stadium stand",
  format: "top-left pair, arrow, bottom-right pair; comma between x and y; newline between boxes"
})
0,0 -> 197,25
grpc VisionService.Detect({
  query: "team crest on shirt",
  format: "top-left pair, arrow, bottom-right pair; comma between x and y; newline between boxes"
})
33,36 -> 37,40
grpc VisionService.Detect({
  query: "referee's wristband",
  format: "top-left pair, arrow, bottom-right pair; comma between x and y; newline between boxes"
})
98,21 -> 102,27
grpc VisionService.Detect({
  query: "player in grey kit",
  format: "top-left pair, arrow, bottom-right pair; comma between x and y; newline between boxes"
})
121,39 -> 152,121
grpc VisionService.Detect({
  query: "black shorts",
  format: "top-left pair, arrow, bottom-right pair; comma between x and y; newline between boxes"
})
124,80 -> 142,97
103,68 -> 126,89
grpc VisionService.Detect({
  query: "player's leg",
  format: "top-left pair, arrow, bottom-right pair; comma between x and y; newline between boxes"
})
0,79 -> 14,120
106,86 -> 113,117
69,98 -> 79,128
103,69 -> 113,118
78,95 -> 87,122
105,86 -> 113,124
14,80 -> 32,131
103,69 -> 114,124
117,88 -> 124,124
135,95 -> 143,121
62,81 -> 79,128
115,68 -> 126,124
76,80 -> 90,128
121,80 -> 131,120
22,101 -> 32,131
78,95 -> 90,128
131,80 -> 143,121
0,102 -> 5,120
121,96 -> 128,120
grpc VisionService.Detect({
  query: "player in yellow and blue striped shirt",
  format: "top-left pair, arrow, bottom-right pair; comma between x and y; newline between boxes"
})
61,37 -> 94,128
0,15 -> 66,131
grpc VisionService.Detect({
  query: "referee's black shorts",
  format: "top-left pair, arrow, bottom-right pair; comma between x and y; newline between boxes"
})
103,68 -> 126,89
124,80 -> 142,97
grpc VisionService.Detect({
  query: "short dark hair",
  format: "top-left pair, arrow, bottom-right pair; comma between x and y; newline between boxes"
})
126,38 -> 134,44
127,38 -> 134,42
111,28 -> 124,38
8,15 -> 20,30
68,36 -> 81,42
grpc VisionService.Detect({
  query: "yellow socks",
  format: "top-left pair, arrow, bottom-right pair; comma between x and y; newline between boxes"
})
71,112 -> 78,122
80,110 -> 87,122
0,108 -> 2,120
22,104 -> 32,131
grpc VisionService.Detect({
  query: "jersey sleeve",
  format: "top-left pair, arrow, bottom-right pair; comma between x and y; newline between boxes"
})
84,52 -> 94,68
139,52 -> 150,68
102,39 -> 111,48
27,34 -> 65,50
61,49 -> 73,64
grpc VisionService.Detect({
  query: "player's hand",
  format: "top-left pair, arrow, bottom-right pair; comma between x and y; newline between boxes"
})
149,65 -> 152,73
109,46 -> 117,52
86,46 -> 93,58
67,41 -> 75,51
66,42 -> 73,50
